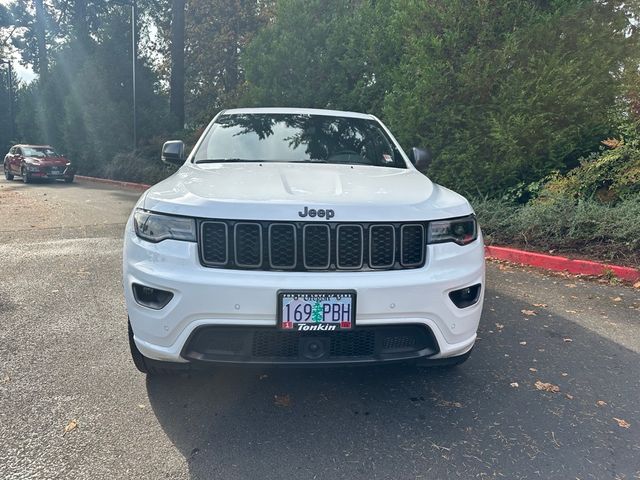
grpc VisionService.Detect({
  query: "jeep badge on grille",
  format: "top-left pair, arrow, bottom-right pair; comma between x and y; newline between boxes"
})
298,207 -> 335,219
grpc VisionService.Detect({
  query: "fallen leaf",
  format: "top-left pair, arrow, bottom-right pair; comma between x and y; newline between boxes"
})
519,341 -> 527,346
533,303 -> 547,308
613,417 -> 630,429
137,404 -> 145,409
563,338 -> 573,343
495,323 -> 504,330
565,310 -> 577,314
63,420 -> 78,436
274,394 -> 291,407
529,368 -> 538,372
534,380 -> 560,393
510,382 -> 519,388
565,394 -> 574,400
565,284 -> 577,288
633,281 -> 640,289
596,400 -> 607,407
521,309 -> 537,316
611,297 -> 622,302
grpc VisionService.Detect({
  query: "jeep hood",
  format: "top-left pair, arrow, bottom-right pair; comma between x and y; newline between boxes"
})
143,163 -> 473,222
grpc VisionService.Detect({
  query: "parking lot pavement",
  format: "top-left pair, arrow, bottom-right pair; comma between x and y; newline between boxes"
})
1,177 -> 639,480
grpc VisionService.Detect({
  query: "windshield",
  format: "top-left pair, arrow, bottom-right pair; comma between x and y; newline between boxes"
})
193,113 -> 406,168
22,147 -> 59,157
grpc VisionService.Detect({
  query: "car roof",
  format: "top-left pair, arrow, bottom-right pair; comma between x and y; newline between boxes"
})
14,144 -> 54,149
220,107 -> 376,120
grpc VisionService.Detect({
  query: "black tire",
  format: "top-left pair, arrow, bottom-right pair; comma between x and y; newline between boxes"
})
64,176 -> 74,183
21,167 -> 31,184
128,320 -> 150,374
128,319 -> 191,375
416,348 -> 473,368
4,164 -> 13,181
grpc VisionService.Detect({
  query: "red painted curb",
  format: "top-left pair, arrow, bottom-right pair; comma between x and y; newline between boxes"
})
75,175 -> 151,191
486,245 -> 640,282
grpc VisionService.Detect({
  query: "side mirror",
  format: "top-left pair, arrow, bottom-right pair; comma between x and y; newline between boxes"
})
161,140 -> 185,166
409,147 -> 431,171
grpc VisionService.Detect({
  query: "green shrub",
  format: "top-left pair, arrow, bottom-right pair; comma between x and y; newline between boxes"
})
539,143 -> 640,203
99,152 -> 176,185
474,194 -> 640,266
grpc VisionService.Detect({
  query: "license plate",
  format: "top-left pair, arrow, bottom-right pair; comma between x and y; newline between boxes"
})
50,169 -> 60,174
278,291 -> 356,331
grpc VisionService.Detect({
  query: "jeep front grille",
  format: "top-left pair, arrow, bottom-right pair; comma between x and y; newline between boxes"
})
199,220 -> 426,272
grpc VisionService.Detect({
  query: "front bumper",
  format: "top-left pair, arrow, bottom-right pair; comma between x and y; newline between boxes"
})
124,218 -> 485,365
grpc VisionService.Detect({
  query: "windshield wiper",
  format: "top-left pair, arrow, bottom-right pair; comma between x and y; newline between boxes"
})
195,158 -> 264,164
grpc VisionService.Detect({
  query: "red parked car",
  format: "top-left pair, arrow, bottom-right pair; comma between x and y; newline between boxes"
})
3,144 -> 76,183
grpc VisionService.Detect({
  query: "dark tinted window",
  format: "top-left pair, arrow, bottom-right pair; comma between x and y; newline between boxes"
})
193,114 -> 406,168
22,147 -> 59,157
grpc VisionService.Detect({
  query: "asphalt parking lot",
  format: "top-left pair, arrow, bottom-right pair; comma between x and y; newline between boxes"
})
1,178 -> 639,480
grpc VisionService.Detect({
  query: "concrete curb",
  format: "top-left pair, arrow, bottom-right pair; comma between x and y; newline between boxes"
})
75,175 -> 151,191
486,245 -> 640,282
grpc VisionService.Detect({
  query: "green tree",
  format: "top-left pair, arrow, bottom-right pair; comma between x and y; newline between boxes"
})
183,0 -> 274,123
243,0 -> 638,195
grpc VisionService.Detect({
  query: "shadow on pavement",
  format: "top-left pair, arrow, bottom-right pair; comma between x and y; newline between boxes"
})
146,288 -> 640,480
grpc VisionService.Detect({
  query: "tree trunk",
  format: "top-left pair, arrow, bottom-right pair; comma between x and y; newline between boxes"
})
170,0 -> 185,131
34,0 -> 47,80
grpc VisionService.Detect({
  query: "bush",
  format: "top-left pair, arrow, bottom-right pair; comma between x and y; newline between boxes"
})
98,151 -> 176,185
474,194 -> 640,266
539,143 -> 640,203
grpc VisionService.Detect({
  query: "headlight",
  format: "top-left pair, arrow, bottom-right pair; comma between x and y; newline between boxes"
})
133,209 -> 196,243
428,215 -> 477,246
26,165 -> 41,172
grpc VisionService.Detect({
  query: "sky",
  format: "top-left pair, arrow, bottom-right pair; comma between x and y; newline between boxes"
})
1,0 -> 36,82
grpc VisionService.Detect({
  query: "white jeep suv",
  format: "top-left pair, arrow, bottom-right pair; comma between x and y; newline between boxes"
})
123,108 -> 484,374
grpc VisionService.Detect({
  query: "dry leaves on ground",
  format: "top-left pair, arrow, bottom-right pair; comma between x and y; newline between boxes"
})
529,368 -> 538,373
521,310 -> 537,316
633,281 -> 640,289
533,303 -> 548,308
613,417 -> 630,429
565,394 -> 574,400
63,420 -> 78,436
596,400 -> 607,407
274,394 -> 291,407
534,380 -> 560,393
495,323 -> 504,330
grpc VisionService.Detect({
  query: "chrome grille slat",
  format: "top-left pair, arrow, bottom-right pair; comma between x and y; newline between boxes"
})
303,224 -> 331,270
269,224 -> 297,269
369,224 -> 396,268
199,220 -> 426,271
401,224 -> 426,267
336,225 -> 364,269
200,221 -> 228,265
234,223 -> 262,267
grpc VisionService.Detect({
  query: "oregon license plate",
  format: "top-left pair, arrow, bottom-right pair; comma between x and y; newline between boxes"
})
278,291 -> 356,331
